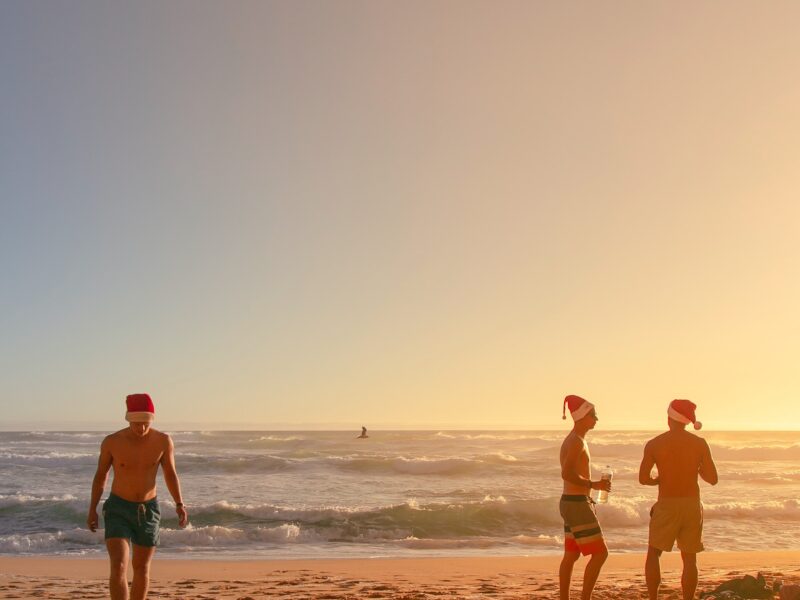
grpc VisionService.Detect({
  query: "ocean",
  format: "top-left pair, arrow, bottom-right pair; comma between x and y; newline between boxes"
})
1,430 -> 798,558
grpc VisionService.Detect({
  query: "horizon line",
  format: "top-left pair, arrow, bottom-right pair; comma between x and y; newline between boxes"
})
1,425 -> 798,433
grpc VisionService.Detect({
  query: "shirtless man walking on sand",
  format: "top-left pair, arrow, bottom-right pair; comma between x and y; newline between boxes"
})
559,395 -> 612,600
639,399 -> 718,600
87,394 -> 188,600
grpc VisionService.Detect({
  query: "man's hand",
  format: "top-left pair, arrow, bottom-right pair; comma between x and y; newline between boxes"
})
87,507 -> 99,532
176,504 -> 189,528
590,479 -> 612,492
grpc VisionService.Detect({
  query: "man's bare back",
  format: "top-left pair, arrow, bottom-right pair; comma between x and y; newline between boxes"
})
640,402 -> 718,600
640,429 -> 718,499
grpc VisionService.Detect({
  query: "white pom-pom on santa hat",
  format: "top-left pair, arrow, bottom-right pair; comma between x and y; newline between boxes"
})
667,399 -> 702,430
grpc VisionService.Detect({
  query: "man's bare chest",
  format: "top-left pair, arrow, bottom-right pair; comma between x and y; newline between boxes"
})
111,446 -> 163,472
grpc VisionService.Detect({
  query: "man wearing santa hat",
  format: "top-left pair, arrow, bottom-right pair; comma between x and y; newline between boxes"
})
558,394 -> 612,600
639,399 -> 718,600
87,394 -> 189,600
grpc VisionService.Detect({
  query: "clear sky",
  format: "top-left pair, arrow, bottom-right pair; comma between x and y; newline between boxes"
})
2,2 -> 799,430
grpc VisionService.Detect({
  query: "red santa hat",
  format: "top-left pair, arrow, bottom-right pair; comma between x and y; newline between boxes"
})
667,399 -> 702,430
126,393 -> 155,423
562,395 -> 595,422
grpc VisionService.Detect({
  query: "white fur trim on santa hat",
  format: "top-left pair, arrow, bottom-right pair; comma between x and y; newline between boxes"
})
667,406 -> 702,429
126,411 -> 154,423
571,401 -> 595,421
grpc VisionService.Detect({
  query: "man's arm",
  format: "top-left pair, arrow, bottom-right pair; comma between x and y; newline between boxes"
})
561,438 -> 609,492
698,439 -> 718,485
161,435 -> 188,527
87,437 -> 113,531
638,441 -> 659,486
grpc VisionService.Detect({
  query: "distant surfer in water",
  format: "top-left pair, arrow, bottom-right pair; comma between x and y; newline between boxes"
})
357,426 -> 368,439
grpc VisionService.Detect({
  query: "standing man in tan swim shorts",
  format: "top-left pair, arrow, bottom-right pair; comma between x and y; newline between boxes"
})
639,399 -> 718,600
87,394 -> 189,600
559,394 -> 612,600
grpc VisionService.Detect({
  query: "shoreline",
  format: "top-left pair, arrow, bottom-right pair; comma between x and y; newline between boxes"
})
3,551 -> 799,598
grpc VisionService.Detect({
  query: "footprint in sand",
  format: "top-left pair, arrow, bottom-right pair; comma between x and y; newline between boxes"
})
478,583 -> 501,595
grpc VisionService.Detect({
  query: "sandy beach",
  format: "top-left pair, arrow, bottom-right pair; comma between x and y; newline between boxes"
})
1,551 -> 798,599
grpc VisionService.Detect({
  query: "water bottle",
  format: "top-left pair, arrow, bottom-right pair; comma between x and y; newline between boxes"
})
596,465 -> 613,504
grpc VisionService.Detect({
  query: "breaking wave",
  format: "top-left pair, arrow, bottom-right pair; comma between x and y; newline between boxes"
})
173,453 -> 530,475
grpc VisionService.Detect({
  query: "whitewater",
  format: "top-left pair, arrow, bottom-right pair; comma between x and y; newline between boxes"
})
1,430 -> 798,558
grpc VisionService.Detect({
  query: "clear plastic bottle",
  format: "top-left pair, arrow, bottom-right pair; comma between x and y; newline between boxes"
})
596,465 -> 613,504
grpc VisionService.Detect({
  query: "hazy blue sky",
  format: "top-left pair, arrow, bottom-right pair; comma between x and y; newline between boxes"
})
2,2 -> 800,430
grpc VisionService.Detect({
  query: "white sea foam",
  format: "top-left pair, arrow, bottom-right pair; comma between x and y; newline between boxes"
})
481,452 -> 519,463
160,523 -> 314,546
248,435 -> 304,443
593,497 -> 650,527
400,536 -> 504,549
24,432 -> 103,439
0,451 -> 93,461
0,528 -> 100,553
0,493 -> 79,507
482,495 -> 508,503
703,499 -> 800,520
596,498 -> 800,524
511,534 -> 562,547
400,533 -> 562,550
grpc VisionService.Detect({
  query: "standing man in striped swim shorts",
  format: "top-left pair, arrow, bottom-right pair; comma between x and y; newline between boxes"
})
87,394 -> 189,600
559,394 -> 612,600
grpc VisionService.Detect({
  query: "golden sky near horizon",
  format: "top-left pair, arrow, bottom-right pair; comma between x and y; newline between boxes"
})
2,2 -> 800,430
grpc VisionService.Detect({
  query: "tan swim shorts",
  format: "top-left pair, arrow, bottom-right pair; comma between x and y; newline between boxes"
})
648,497 -> 704,553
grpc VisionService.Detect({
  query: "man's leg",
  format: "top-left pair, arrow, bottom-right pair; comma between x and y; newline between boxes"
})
559,550 -> 580,600
680,551 -> 698,600
581,545 -> 608,600
130,544 -> 156,600
645,545 -> 663,600
106,538 -> 130,600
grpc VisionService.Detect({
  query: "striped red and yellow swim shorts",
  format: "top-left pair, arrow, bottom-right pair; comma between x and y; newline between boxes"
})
559,494 -> 605,555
